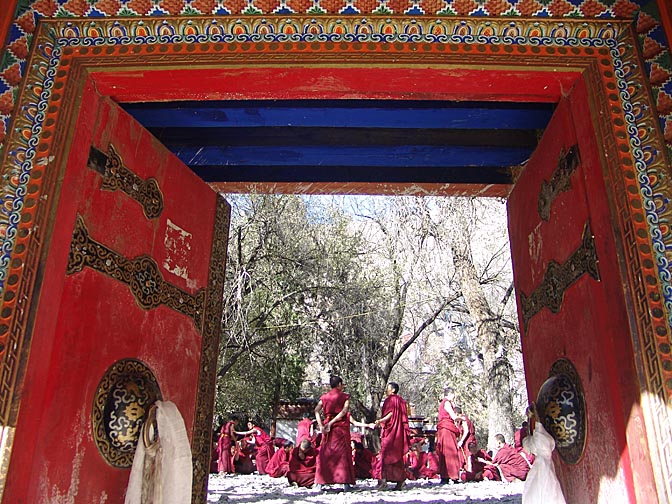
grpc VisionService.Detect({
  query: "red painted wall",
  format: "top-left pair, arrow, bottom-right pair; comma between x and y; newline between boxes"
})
4,81 -> 218,502
508,78 -> 654,503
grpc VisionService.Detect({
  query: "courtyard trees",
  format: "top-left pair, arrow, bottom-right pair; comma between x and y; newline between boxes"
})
215,194 -> 526,448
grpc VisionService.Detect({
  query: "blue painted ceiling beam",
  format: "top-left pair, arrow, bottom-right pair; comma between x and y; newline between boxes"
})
191,165 -> 513,185
122,99 -> 552,188
176,145 -> 531,167
124,100 -> 554,130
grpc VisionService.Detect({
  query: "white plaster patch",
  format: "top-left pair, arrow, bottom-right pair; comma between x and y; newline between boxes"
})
39,407 -> 86,504
528,222 -> 543,283
163,219 -> 197,289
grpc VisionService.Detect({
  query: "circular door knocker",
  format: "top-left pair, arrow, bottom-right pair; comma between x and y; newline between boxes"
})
536,357 -> 587,465
92,358 -> 162,468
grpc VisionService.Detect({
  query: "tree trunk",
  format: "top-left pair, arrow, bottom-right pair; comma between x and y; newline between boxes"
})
450,221 -> 515,449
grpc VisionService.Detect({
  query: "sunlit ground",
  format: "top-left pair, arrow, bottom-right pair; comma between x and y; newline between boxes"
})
207,473 -> 523,503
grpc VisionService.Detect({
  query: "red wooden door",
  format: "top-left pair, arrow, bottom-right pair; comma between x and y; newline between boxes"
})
508,80 -> 654,503
3,81 -> 229,502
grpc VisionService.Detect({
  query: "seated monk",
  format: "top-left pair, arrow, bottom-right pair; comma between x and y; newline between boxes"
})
461,441 -> 491,482
483,434 -> 531,482
287,439 -> 318,488
267,440 -> 293,478
233,441 -> 255,475
405,441 -> 427,480
352,441 -> 374,479
421,451 -> 440,479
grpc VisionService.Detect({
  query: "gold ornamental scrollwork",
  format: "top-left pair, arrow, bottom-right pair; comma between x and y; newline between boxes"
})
67,215 -> 205,331
92,358 -> 162,468
536,358 -> 587,465
538,145 -> 580,222
87,144 -> 164,219
520,221 -> 600,331
191,195 -> 231,503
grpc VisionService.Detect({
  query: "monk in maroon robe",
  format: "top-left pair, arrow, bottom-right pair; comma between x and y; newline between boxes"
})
296,416 -> 313,445
237,422 -> 273,474
266,440 -> 293,478
217,417 -> 239,474
455,407 -> 476,453
460,442 -> 491,482
287,439 -> 318,488
421,451 -> 440,479
436,387 -> 462,483
514,421 -> 535,465
405,442 -> 425,480
315,375 -> 355,489
352,441 -> 374,479
483,434 -> 531,482
514,421 -> 529,451
233,440 -> 255,474
375,382 -> 410,491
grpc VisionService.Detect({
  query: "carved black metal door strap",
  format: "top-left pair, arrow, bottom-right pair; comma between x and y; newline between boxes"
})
92,359 -> 162,468
87,144 -> 164,219
520,221 -> 600,331
66,215 -> 205,331
538,145 -> 580,221
536,357 -> 587,464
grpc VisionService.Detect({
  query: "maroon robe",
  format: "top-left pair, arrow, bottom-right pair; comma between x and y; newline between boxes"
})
514,425 -> 528,451
217,421 -> 236,474
379,393 -> 410,483
296,418 -> 312,445
436,399 -> 462,480
249,426 -> 272,474
287,446 -> 318,487
405,450 -> 425,480
234,442 -> 255,474
353,446 -> 374,479
460,415 -> 476,449
266,447 -> 290,478
461,449 -> 491,482
371,453 -> 381,480
315,388 -> 355,485
421,452 -> 440,479
484,444 -> 530,481
514,426 -> 535,465
255,441 -> 274,475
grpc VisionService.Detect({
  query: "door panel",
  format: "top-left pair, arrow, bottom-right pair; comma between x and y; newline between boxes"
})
4,84 -> 228,502
508,81 -> 645,503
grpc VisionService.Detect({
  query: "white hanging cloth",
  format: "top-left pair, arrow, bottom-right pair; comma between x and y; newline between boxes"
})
522,422 -> 567,504
125,400 -> 193,504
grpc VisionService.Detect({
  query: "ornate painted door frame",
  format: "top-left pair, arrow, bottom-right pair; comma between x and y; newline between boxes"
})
0,15 -> 670,503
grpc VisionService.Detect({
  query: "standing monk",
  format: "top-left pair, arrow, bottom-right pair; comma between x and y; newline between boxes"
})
236,421 -> 273,474
314,375 -> 355,491
217,416 -> 240,474
374,382 -> 410,491
296,415 -> 313,445
436,387 -> 462,483
455,406 -> 476,460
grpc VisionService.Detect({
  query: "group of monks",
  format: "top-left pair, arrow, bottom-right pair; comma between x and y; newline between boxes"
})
435,387 -> 533,483
213,380 -> 534,491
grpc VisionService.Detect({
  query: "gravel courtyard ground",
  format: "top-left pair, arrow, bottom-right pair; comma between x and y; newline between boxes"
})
207,473 -> 524,504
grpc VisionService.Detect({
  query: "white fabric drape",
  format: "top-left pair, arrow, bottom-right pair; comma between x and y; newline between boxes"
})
125,400 -> 193,504
522,423 -> 567,504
